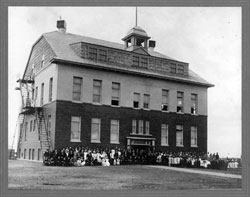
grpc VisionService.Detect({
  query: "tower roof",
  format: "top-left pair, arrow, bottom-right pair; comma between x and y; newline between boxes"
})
122,26 -> 150,41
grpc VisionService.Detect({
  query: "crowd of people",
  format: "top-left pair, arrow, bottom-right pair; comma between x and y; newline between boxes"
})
43,146 -> 239,170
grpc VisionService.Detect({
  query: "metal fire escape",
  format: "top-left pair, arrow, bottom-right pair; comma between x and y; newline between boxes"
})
15,74 -> 52,160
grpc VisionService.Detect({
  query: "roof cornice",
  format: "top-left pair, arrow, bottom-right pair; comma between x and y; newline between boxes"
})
51,58 -> 214,88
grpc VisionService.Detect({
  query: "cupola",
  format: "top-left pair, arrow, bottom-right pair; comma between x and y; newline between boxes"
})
122,26 -> 151,50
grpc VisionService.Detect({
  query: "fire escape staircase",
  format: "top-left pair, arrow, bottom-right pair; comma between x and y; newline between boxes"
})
15,76 -> 52,160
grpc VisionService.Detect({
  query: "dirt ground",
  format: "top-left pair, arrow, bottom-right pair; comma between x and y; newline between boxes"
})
8,160 -> 242,190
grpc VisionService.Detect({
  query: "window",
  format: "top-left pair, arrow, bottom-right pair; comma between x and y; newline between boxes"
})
176,125 -> 183,146
162,89 -> 169,111
38,125 -> 40,141
111,82 -> 120,106
91,118 -> 101,143
33,119 -> 36,132
170,63 -> 176,73
138,120 -> 144,134
24,149 -> 26,159
32,149 -> 35,160
161,124 -> 169,146
35,86 -> 38,100
191,126 -> 198,147
29,149 -> 31,160
191,94 -> 198,114
71,116 -> 81,142
48,115 -> 51,137
32,88 -> 34,100
145,121 -> 150,135
30,120 -> 33,133
49,77 -> 53,102
72,77 -> 82,101
99,49 -> 107,61
133,56 -> 139,67
177,91 -> 184,113
177,64 -> 184,74
24,122 -> 28,141
110,120 -> 119,144
38,149 -> 41,161
93,80 -> 102,103
89,47 -> 97,60
133,93 -> 140,108
41,54 -> 45,68
132,119 -> 137,134
40,83 -> 44,106
141,57 -> 148,68
143,94 -> 150,109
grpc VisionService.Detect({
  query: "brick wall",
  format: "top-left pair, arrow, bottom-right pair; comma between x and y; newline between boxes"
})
55,100 -> 207,152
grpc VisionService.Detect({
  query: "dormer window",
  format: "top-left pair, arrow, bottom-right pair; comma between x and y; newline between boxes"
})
89,47 -> 97,60
170,63 -> 177,73
99,49 -> 107,61
133,56 -> 139,67
140,57 -> 148,68
177,64 -> 184,75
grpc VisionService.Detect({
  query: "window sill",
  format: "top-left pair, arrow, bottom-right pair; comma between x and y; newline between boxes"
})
191,113 -> 198,116
70,140 -> 81,142
110,105 -> 120,108
191,145 -> 198,148
92,102 -> 102,106
161,110 -> 169,113
176,145 -> 184,147
91,140 -> 101,143
130,133 -> 152,136
176,112 -> 184,114
72,100 -> 82,104
143,108 -> 151,111
161,144 -> 169,146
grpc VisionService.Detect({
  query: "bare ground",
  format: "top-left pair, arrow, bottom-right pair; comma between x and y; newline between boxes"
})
8,160 -> 242,190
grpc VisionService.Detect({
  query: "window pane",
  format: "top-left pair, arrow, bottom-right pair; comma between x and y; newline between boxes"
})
71,116 -> 80,141
91,119 -> 100,142
110,120 -> 119,143
132,120 -> 137,134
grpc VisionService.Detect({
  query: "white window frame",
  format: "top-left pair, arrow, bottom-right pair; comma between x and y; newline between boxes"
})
49,77 -> 53,102
176,125 -> 184,147
143,94 -> 150,109
145,121 -> 150,135
162,89 -> 169,111
191,126 -> 198,147
72,77 -> 82,101
177,91 -> 184,113
138,120 -> 144,134
161,124 -> 169,146
70,116 -> 81,142
91,118 -> 101,143
133,93 -> 140,108
191,94 -> 198,115
111,82 -> 120,106
132,119 -> 137,134
110,120 -> 119,144
93,79 -> 102,103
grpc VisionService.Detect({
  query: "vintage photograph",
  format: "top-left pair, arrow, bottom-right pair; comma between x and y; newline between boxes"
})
8,6 -> 242,190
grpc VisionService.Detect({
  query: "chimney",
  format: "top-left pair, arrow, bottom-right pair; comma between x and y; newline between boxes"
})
57,20 -> 67,33
148,40 -> 156,51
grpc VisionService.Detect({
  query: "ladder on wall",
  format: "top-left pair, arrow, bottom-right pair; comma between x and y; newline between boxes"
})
36,108 -> 52,157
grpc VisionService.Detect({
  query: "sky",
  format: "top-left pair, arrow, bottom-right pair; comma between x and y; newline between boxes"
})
8,7 -> 241,158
